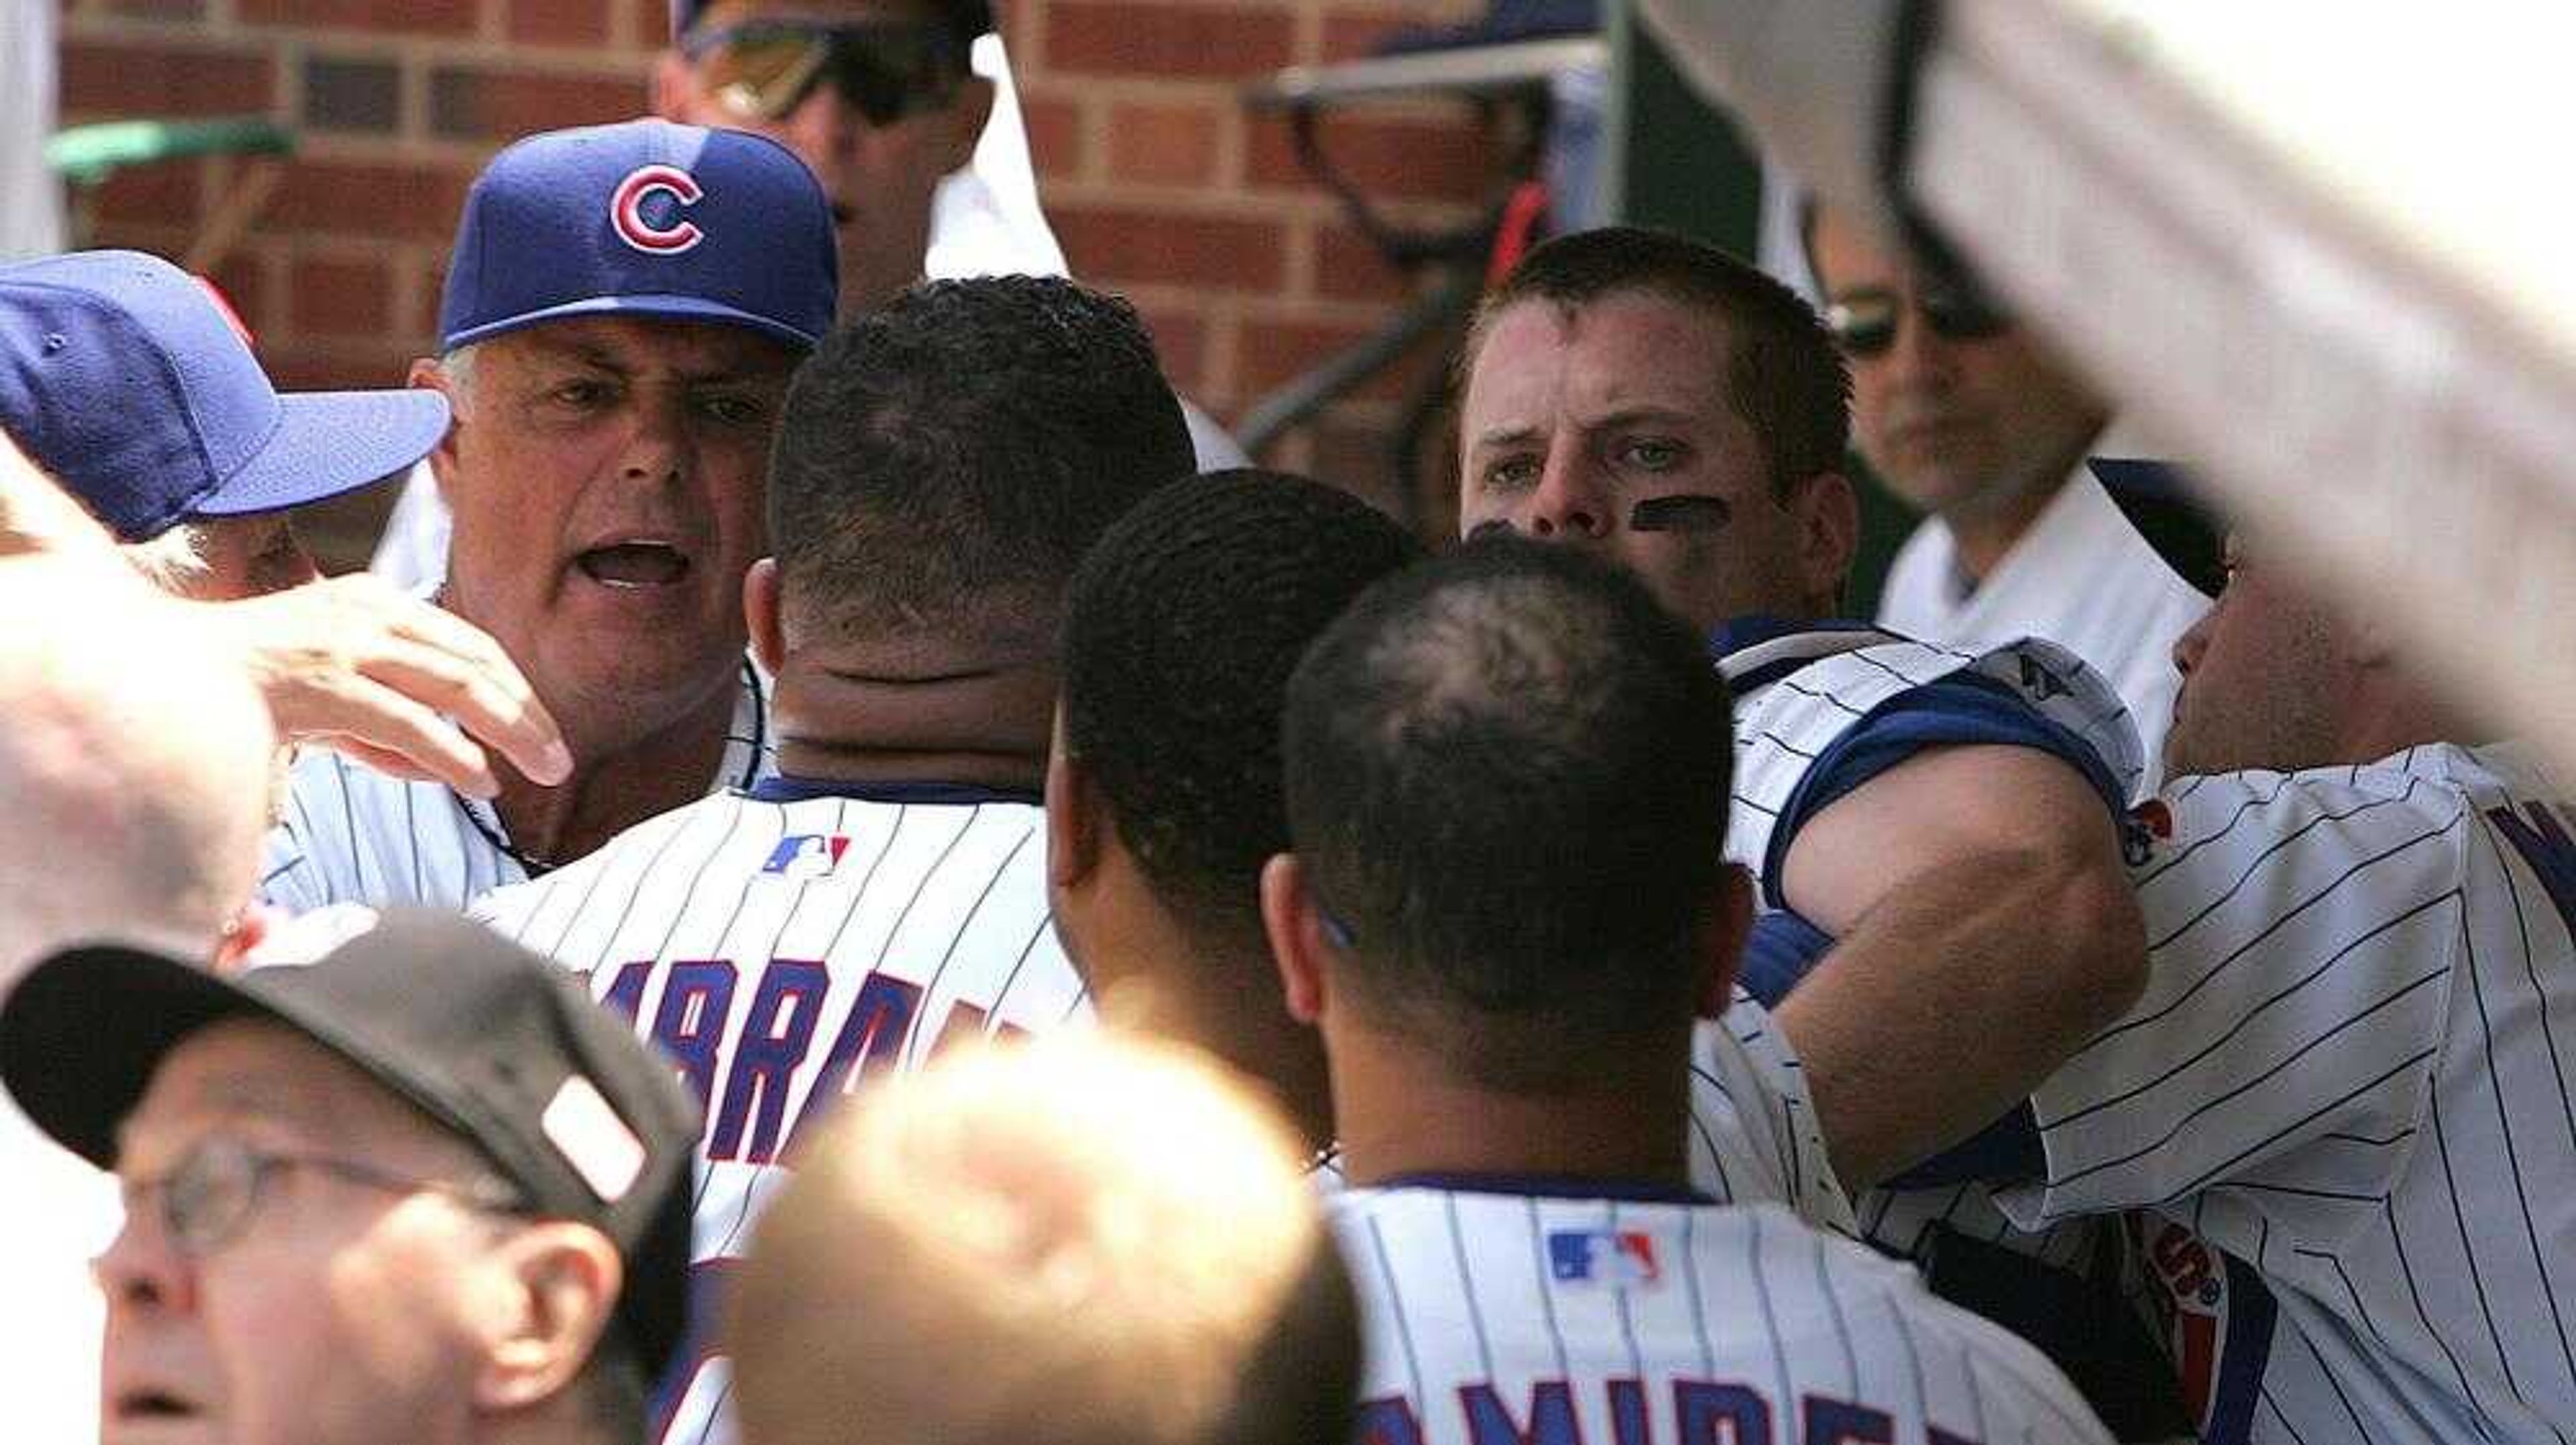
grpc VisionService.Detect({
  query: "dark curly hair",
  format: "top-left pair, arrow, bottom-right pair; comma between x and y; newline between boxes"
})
767,274 -> 1195,635
1283,537 -> 1737,1090
1061,470 -> 1422,946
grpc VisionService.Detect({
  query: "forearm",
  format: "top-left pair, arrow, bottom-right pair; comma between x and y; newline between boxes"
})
1776,847 -> 2145,1191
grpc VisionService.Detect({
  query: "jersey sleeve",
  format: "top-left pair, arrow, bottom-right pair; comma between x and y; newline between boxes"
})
256,751 -> 351,914
1996,767 -> 2475,1228
1693,992 -> 1860,1234
1762,672 -> 2129,906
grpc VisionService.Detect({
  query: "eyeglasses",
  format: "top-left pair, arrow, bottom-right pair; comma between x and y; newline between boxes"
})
1822,286 -> 2012,358
121,1136 -> 526,1259
682,20 -> 968,126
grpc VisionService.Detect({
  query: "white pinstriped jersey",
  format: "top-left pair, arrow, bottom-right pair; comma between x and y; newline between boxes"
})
1332,1188 -> 2112,1445
258,662 -> 771,912
1697,993 -> 1858,1234
1717,623 -> 2140,1269
470,778 -> 1087,1445
1993,741 -> 2576,1445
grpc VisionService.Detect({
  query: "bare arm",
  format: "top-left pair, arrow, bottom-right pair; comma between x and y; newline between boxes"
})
1771,743 -> 2145,1191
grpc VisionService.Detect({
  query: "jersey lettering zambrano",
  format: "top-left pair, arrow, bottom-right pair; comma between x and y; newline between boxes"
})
472,776 -> 1082,1445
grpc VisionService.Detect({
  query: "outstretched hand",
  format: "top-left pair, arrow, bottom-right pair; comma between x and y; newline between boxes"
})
193,574 -> 572,797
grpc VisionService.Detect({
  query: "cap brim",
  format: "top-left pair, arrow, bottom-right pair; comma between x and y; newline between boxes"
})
0,945 -> 272,1167
441,293 -> 820,354
1,940 -> 488,1173
2093,456 -> 2226,599
186,388 -> 453,519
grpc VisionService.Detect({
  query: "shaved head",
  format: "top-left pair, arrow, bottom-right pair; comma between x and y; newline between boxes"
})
0,554 -> 275,977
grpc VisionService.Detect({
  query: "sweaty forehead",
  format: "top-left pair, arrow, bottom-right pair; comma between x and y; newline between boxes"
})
1464,295 -> 1735,438
491,316 -> 800,380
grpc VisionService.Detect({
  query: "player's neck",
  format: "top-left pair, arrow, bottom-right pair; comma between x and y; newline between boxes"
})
492,677 -> 741,868
2337,668 -> 2492,763
1085,891 -> 1337,1155
1942,470 -> 2067,584
1326,1029 -> 1693,1191
768,655 -> 1053,792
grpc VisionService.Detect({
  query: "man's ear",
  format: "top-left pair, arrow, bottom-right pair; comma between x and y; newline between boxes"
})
408,357 -> 464,501
1695,864 -> 1756,1018
938,76 -> 996,176
1790,470 -> 1860,612
1044,712 -> 1103,895
470,1223 -> 623,1412
1259,853 -> 1331,1025
744,558 -> 786,680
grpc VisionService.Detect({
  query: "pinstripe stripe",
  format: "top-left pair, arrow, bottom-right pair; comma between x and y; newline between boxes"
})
468,789 -> 1085,1445
1329,1191 -> 2109,1442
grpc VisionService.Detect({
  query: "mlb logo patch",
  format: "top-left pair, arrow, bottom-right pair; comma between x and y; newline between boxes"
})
762,834 -> 851,881
1548,1229 -> 1661,1287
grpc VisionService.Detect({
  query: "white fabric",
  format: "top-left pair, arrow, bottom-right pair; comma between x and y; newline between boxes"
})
1876,452 -> 2210,794
0,1100 -> 113,1445
1690,992 -> 1856,1233
1332,1189 -> 2112,1444
1998,741 -> 2576,1445
258,662 -> 771,911
0,0 -> 63,262
920,34 -> 1067,280
472,786 -> 1089,1445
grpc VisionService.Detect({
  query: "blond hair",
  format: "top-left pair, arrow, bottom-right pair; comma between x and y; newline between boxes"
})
729,1032 -> 1358,1445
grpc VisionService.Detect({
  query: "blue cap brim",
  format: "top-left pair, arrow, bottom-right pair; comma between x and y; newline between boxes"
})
439,293 -> 821,355
188,388 -> 453,519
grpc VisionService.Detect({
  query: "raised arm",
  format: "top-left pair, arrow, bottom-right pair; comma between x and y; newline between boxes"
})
1772,742 -> 2145,1191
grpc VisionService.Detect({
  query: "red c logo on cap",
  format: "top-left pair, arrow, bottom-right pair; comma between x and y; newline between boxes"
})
610,164 -> 704,256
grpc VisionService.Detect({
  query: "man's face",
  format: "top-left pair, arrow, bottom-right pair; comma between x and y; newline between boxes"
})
1808,209 -> 2107,518
423,316 -> 796,739
2163,535 -> 2353,778
95,1018 -> 510,1445
1457,293 -> 1831,635
658,0 -> 994,313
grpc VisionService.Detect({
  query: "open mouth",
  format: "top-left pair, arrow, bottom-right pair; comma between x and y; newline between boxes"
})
576,541 -> 692,590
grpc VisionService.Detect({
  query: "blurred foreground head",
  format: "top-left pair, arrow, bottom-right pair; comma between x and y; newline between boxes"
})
729,1033 -> 1359,1445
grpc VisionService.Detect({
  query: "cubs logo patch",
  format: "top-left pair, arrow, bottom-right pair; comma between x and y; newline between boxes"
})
1548,1229 -> 1661,1287
762,834 -> 851,881
610,163 -> 705,255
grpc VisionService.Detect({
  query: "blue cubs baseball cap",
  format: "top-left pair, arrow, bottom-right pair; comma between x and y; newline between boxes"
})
438,118 -> 837,353
0,250 -> 453,544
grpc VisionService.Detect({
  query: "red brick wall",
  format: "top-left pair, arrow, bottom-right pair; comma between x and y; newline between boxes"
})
57,0 -> 1493,528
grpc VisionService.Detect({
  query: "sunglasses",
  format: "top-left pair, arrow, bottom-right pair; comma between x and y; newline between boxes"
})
1823,286 -> 2012,358
683,20 -> 968,127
